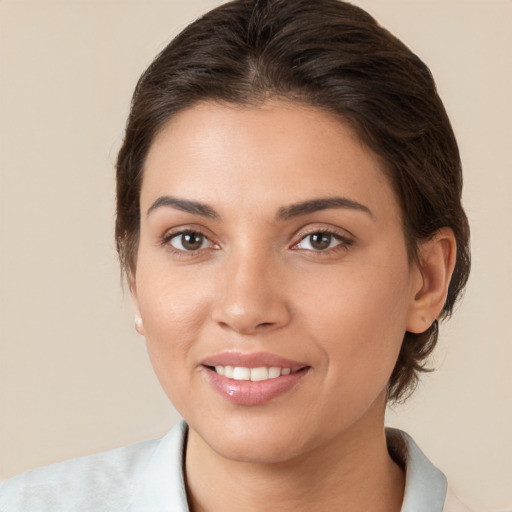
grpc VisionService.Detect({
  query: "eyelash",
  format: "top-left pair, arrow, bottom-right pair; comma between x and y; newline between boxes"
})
161,229 -> 217,257
292,228 -> 353,254
160,227 -> 353,257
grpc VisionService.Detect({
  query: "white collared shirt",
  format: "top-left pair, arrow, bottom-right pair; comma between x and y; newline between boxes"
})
0,421 -> 470,511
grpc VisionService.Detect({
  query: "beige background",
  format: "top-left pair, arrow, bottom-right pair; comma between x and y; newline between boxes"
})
0,1 -> 511,510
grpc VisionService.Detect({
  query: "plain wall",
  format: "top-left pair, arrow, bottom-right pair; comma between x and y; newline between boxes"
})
0,1 -> 511,511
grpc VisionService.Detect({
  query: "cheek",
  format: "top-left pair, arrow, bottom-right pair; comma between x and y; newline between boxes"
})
136,249 -> 213,328
139,279 -> 204,338
135,263 -> 212,397
297,256 -> 411,391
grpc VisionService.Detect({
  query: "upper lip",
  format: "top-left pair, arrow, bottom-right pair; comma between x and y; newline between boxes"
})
200,351 -> 308,370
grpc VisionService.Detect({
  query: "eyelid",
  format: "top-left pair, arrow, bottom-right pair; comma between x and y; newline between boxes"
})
290,225 -> 354,252
160,225 -> 220,254
170,232 -> 213,251
292,223 -> 354,242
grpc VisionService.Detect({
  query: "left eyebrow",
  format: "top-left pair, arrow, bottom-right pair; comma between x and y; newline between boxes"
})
277,197 -> 374,220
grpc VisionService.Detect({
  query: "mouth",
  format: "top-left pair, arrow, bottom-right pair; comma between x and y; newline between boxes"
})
205,365 -> 302,382
200,353 -> 310,406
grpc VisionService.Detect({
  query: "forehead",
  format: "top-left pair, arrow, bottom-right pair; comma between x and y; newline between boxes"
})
141,100 -> 398,222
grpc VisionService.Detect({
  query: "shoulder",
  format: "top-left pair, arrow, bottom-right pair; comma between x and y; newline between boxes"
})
0,432 -> 166,512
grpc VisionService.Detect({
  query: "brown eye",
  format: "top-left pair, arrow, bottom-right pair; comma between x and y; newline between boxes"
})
309,233 -> 332,250
295,232 -> 346,251
169,232 -> 210,251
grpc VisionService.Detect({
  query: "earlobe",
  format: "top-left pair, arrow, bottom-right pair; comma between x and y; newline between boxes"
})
134,316 -> 145,336
406,228 -> 457,334
129,273 -> 145,336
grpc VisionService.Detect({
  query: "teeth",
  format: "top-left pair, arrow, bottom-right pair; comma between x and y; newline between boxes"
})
268,367 -> 281,379
233,367 -> 251,380
212,365 -> 294,381
250,367 -> 269,382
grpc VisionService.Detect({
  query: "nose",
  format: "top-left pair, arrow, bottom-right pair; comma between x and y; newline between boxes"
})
212,250 -> 291,335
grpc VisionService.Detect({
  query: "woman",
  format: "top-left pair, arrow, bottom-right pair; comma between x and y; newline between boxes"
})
0,0 -> 471,510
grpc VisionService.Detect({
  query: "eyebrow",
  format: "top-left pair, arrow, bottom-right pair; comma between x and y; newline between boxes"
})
147,196 -> 219,219
146,195 -> 373,221
277,197 -> 373,220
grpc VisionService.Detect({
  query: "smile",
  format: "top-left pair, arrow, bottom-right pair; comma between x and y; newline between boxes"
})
212,366 -> 293,381
200,353 -> 310,406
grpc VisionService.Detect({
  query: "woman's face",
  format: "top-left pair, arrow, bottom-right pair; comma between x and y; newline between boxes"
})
134,100 -> 423,463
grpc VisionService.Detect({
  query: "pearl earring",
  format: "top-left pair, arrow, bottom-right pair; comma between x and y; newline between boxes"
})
134,316 -> 144,335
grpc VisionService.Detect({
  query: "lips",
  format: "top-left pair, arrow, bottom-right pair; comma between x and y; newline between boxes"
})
200,352 -> 310,406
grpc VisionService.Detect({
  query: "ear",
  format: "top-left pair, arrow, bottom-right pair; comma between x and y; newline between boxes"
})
129,272 -> 145,337
407,228 -> 457,334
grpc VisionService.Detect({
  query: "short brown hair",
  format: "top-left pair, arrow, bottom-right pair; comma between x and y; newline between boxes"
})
116,0 -> 470,401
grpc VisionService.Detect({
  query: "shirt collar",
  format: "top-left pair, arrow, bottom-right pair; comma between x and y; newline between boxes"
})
130,422 -> 447,512
129,421 -> 189,511
388,428 -> 448,512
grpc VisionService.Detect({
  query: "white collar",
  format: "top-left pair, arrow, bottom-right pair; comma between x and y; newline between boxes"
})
130,421 -> 448,512
129,421 -> 189,511
387,428 -> 448,512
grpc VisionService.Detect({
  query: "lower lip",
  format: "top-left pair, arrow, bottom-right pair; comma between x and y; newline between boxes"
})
202,367 -> 309,406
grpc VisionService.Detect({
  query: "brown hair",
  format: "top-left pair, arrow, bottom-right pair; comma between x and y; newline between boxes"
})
116,0 -> 470,401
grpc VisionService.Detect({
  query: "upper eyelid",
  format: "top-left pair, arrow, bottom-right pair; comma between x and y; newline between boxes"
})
162,225 -> 216,240
292,224 -> 354,241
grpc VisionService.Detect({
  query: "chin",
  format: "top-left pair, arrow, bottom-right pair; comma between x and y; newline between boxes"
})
188,411 -> 323,465
210,432 -> 309,465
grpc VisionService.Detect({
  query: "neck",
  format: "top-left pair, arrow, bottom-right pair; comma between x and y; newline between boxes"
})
185,395 -> 404,512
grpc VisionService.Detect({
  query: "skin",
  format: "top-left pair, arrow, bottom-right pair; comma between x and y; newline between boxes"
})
132,100 -> 456,512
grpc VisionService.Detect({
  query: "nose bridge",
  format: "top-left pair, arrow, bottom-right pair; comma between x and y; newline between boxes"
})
213,242 -> 290,334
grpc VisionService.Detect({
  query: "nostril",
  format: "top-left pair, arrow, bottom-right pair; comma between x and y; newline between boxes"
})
212,295 -> 291,334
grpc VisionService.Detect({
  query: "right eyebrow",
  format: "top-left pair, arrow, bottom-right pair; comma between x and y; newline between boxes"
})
146,196 -> 219,219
